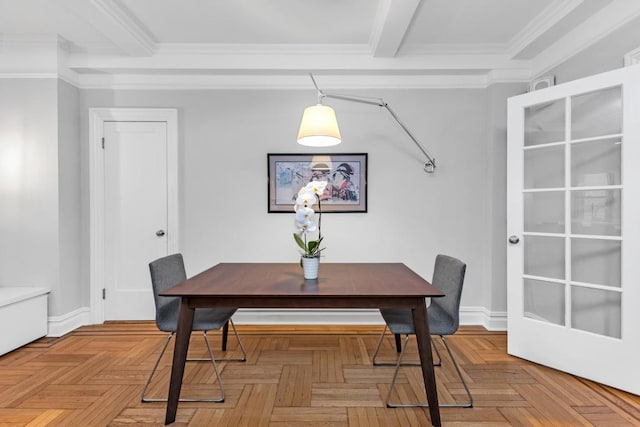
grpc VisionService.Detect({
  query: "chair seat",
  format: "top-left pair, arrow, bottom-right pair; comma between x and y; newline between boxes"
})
156,299 -> 237,332
380,304 -> 457,336
379,309 -> 415,335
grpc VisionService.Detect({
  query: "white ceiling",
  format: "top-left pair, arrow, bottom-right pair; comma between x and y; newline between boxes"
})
1,0 -> 638,88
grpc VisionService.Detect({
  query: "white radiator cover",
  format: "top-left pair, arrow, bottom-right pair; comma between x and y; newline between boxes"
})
0,287 -> 50,356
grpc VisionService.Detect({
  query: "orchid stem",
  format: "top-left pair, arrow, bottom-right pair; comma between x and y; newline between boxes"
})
317,196 -> 322,241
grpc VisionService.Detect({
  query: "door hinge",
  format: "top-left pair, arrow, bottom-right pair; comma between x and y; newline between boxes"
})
101,137 -> 105,149
102,288 -> 106,300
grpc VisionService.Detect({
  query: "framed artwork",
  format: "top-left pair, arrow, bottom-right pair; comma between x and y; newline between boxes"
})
268,153 -> 368,213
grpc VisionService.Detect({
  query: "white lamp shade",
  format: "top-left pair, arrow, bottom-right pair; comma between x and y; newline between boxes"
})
297,104 -> 341,147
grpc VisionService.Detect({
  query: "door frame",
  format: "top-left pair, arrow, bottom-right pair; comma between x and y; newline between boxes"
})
89,108 -> 179,324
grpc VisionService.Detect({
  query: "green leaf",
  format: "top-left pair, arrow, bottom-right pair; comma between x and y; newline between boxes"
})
293,233 -> 306,251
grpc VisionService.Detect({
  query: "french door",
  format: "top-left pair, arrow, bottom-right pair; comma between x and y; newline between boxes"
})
507,65 -> 640,394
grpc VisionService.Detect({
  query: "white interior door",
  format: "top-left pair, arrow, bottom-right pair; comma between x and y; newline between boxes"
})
507,65 -> 640,395
104,121 -> 168,320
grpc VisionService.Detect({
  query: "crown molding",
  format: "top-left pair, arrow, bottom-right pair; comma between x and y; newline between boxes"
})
485,67 -> 533,86
154,43 -> 371,56
507,0 -> 583,58
400,43 -> 507,55
66,47 -> 520,75
0,73 -> 58,79
73,68 -> 533,90
0,35 -> 60,74
5,0 -> 638,92
531,0 -> 640,77
0,36 -> 537,90
59,0 -> 155,56
74,73 -> 491,90
0,34 -> 61,48
2,1 -> 638,90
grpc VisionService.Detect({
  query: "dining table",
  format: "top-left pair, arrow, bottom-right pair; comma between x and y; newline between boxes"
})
160,262 -> 445,426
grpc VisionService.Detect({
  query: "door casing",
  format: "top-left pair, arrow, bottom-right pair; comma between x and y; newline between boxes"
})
89,108 -> 178,324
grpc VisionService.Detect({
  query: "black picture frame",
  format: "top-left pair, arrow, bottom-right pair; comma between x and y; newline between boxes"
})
268,153 -> 368,213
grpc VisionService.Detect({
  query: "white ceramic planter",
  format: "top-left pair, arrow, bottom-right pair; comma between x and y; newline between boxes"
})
302,256 -> 320,279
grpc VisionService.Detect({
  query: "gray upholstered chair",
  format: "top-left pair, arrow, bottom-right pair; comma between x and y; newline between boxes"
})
372,254 -> 472,408
141,253 -> 246,403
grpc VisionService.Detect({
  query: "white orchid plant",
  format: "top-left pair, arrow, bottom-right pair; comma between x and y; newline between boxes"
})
293,180 -> 328,260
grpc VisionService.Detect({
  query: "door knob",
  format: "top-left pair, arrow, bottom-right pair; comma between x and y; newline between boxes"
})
508,235 -> 520,244
156,230 -> 166,237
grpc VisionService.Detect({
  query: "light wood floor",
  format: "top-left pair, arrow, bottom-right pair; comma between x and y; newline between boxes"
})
0,323 -> 638,426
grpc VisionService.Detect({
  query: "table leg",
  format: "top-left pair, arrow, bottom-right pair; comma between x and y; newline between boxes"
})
394,333 -> 402,353
412,302 -> 441,427
164,298 -> 194,425
222,321 -> 229,352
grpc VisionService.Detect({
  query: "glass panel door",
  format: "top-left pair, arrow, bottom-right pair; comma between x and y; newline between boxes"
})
507,65 -> 640,395
522,85 -> 623,332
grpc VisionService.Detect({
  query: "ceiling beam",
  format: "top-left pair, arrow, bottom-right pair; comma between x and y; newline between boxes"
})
508,0 -> 584,59
60,0 -> 155,56
531,0 -> 640,77
369,0 -> 421,58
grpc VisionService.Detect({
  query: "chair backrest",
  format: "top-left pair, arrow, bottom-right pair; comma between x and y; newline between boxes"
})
430,254 -> 466,333
148,253 -> 186,328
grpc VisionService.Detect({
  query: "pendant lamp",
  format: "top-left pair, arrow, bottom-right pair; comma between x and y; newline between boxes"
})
296,104 -> 341,147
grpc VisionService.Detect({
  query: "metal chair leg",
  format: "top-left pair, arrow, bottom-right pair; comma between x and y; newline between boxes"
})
371,325 -> 420,367
141,331 -> 225,403
201,330 -> 225,402
141,333 -> 172,402
439,335 -> 473,408
432,338 -> 442,367
372,324 -> 389,365
385,334 -> 412,406
385,335 -> 473,408
220,319 -> 247,362
180,320 -> 247,363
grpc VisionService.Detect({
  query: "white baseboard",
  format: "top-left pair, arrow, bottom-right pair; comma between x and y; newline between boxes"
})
49,306 -> 507,337
232,309 -> 386,325
459,306 -> 507,331
233,306 -> 507,331
47,307 -> 91,337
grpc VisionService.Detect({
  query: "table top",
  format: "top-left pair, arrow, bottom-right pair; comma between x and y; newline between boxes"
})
160,262 -> 444,299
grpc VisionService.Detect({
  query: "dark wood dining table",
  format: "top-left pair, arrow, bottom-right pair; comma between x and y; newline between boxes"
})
160,262 -> 445,426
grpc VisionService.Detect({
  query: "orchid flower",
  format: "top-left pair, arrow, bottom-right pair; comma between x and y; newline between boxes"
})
293,180 -> 327,260
295,207 -> 316,233
304,180 -> 328,197
295,191 -> 316,210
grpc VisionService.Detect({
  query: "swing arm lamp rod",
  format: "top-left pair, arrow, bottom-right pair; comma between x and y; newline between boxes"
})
309,74 -> 436,173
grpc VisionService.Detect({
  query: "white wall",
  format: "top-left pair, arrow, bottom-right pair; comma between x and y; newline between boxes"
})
57,80 -> 84,315
0,79 -> 59,297
80,87 -> 501,316
0,79 -> 84,319
485,83 -> 528,316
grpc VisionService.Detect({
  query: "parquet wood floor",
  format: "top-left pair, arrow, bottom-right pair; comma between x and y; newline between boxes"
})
0,323 -> 638,426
